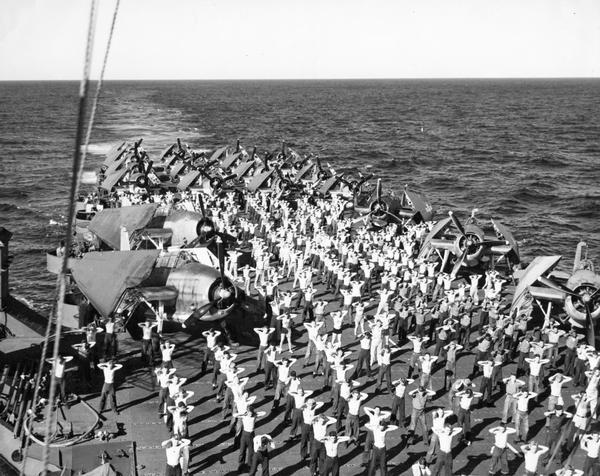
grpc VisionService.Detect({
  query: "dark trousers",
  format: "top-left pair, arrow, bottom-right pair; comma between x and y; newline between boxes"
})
202,348 -> 214,373
377,364 -> 393,392
54,377 -> 67,403
335,399 -> 348,432
79,360 -> 92,385
310,440 -> 325,475
300,423 -> 312,459
457,408 -> 471,439
165,464 -> 181,476
158,387 -> 168,414
432,451 -> 453,476
290,408 -> 302,436
104,333 -> 117,359
322,455 -> 339,476
480,376 -> 493,403
564,348 -> 576,375
249,449 -> 269,476
391,395 -> 406,426
264,362 -> 276,387
239,430 -> 254,465
99,382 -> 118,414
489,446 -> 509,474
584,455 -> 600,476
368,447 -> 387,476
353,349 -> 371,378
142,339 -> 153,364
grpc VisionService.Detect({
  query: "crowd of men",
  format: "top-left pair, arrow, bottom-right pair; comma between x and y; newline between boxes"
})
46,174 -> 600,476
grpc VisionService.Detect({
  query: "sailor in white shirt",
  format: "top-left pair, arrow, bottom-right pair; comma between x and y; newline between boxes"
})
303,321 -> 324,366
249,434 -> 275,476
407,335 -> 429,380
376,343 -> 399,394
455,388 -> 482,445
430,424 -> 462,476
103,316 -> 118,359
309,415 -> 337,475
363,406 -> 392,462
408,386 -> 436,445
425,408 -> 453,463
418,353 -> 438,390
263,345 -> 279,389
224,376 -> 250,420
283,371 -> 302,422
488,423 -> 518,475
166,401 -> 194,438
138,319 -> 157,365
581,433 -> 600,476
320,431 -> 351,476
294,398 -> 322,459
411,458 -> 432,476
521,441 -> 548,476
547,372 -> 572,411
97,360 -> 123,415
513,391 -> 538,442
352,332 -> 372,379
155,366 -> 176,416
365,422 -> 398,476
161,340 -> 176,369
289,388 -> 314,438
46,355 -> 73,405
524,355 -> 549,394
273,357 -> 297,409
502,375 -> 525,424
201,329 -> 221,374
344,391 -> 368,444
161,435 -> 190,476
233,406 -> 266,471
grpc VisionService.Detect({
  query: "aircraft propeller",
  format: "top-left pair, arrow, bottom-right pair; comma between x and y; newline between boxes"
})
445,211 -> 509,278
537,275 -> 600,346
193,235 -> 237,319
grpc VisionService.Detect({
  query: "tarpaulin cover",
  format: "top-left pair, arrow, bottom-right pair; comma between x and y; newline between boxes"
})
82,463 -> 118,476
170,162 -> 186,177
317,176 -> 339,196
104,153 -> 130,176
88,203 -> 159,250
102,142 -> 129,166
177,171 -> 202,191
71,250 -> 160,317
220,152 -> 243,170
233,160 -> 255,179
210,145 -> 229,162
247,170 -> 274,192
295,162 -> 315,182
99,168 -> 129,192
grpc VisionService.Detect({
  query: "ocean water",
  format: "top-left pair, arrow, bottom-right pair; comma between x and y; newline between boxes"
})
0,79 -> 599,313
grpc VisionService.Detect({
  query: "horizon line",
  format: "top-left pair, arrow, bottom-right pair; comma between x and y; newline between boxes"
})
1,76 -> 600,82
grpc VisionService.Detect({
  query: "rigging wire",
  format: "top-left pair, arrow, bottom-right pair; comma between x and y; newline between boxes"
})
79,0 -> 121,188
34,1 -> 99,474
22,0 -> 122,472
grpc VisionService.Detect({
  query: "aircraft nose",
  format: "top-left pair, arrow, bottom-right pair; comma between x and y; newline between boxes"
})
218,287 -> 232,300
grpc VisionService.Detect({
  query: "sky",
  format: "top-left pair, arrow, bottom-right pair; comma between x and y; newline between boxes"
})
1,0 -> 599,80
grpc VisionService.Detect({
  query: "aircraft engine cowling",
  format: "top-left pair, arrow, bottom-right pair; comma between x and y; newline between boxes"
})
166,262 -> 238,322
564,269 -> 600,326
455,227 -> 486,265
